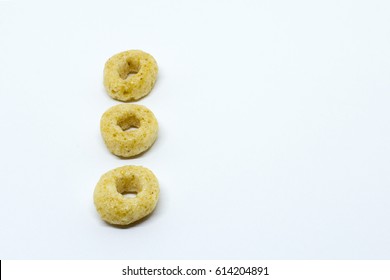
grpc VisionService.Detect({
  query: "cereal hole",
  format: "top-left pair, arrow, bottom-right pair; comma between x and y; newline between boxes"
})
117,115 -> 140,132
118,58 -> 141,80
122,192 -> 137,198
115,175 -> 142,198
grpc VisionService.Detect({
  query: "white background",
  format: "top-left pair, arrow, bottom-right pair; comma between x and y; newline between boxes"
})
0,0 -> 389,259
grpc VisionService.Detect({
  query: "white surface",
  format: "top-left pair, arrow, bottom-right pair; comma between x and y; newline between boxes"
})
0,1 -> 390,259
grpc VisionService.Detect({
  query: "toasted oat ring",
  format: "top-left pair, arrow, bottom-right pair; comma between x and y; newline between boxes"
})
103,50 -> 158,102
94,165 -> 159,225
100,104 -> 158,158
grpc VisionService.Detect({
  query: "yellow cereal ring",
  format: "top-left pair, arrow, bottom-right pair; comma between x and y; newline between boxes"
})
103,50 -> 158,101
94,165 -> 159,225
100,104 -> 158,158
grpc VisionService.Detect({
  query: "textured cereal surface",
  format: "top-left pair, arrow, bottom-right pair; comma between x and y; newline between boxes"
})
100,104 -> 158,158
94,165 -> 160,225
104,50 -> 158,102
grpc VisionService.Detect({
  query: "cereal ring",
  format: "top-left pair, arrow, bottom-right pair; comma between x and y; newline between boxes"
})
103,50 -> 158,102
100,104 -> 158,158
94,165 -> 159,225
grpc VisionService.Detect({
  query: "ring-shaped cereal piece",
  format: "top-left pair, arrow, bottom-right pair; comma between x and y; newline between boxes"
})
94,165 -> 159,225
103,50 -> 158,101
100,104 -> 158,158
